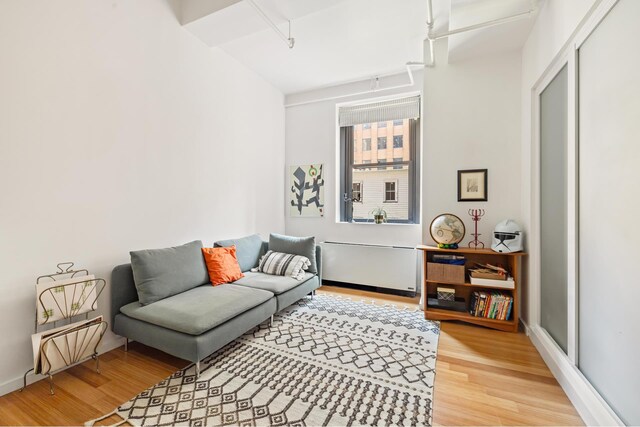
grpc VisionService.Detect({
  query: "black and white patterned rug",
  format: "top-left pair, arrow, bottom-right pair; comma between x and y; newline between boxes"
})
95,295 -> 439,426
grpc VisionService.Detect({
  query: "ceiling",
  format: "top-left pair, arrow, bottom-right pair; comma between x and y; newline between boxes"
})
182,0 -> 538,95
447,0 -> 537,62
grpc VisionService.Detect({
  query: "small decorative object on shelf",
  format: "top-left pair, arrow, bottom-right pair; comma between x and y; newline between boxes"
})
468,208 -> 485,249
438,242 -> 458,249
491,219 -> 524,253
429,213 -> 465,248
437,287 -> 455,301
20,262 -> 107,395
370,207 -> 387,224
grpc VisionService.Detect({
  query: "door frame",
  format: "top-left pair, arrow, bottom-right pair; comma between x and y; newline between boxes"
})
530,45 -> 578,363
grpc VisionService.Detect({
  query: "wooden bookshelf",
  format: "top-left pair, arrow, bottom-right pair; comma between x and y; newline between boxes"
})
416,245 -> 526,332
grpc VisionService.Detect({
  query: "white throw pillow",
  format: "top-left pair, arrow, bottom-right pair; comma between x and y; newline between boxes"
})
252,250 -> 311,280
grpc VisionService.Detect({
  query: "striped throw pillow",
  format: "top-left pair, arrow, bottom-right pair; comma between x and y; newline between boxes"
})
254,250 -> 311,280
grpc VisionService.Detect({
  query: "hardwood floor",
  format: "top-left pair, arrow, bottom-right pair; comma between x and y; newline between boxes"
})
0,285 -> 583,426
320,286 -> 583,426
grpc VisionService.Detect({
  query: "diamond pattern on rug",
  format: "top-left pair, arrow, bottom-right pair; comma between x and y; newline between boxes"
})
115,295 -> 439,426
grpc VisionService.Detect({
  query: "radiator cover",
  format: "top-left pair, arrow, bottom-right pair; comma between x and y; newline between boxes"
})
320,241 -> 418,292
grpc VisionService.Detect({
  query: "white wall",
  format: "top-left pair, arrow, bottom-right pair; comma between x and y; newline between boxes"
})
284,72 -> 423,247
0,0 -> 285,394
423,42 -> 522,250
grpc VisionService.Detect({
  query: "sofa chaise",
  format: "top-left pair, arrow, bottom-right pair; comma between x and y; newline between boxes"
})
111,234 -> 321,376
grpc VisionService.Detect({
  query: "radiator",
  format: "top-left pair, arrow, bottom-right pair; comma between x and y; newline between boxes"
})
320,241 -> 418,292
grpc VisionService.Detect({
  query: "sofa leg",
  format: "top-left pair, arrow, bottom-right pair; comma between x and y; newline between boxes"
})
311,289 -> 316,299
269,315 -> 274,326
195,361 -> 200,379
124,338 -> 129,352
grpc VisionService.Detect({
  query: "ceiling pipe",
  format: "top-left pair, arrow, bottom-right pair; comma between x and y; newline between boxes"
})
284,62 -> 424,108
246,0 -> 295,49
425,0 -> 435,67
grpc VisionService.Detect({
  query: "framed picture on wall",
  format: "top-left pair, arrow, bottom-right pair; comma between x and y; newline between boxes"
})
458,169 -> 488,202
290,164 -> 325,217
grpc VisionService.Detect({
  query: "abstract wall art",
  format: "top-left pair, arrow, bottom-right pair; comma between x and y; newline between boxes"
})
290,164 -> 325,217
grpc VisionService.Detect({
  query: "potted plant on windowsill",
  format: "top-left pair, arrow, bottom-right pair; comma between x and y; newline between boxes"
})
370,207 -> 388,224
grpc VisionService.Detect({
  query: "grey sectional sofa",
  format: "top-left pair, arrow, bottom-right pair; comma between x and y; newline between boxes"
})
111,235 -> 321,376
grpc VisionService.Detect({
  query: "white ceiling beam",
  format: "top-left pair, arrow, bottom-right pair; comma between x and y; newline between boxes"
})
180,0 -> 243,25
428,8 -> 535,40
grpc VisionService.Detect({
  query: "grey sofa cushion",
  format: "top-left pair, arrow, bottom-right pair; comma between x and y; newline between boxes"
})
233,271 -> 314,295
275,275 -> 320,311
214,234 -> 264,272
130,240 -> 209,306
113,297 -> 277,363
269,233 -> 317,274
120,284 -> 273,336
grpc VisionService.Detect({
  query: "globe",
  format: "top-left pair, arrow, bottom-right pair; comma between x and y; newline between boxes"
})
430,214 -> 466,245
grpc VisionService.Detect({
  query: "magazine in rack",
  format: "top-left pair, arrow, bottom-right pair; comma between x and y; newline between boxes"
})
21,262 -> 107,395
31,316 -> 105,374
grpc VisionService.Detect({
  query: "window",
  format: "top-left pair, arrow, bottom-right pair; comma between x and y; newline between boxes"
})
352,182 -> 362,203
393,157 -> 403,169
384,181 -> 397,202
338,95 -> 421,223
378,121 -> 387,128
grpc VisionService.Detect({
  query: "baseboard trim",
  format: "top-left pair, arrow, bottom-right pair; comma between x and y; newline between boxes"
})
529,325 -> 623,426
0,337 -> 124,397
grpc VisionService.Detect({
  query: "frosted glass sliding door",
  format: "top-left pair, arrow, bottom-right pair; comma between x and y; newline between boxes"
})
539,65 -> 568,354
578,0 -> 640,424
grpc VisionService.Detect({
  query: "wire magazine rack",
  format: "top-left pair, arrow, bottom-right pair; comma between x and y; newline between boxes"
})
20,262 -> 107,395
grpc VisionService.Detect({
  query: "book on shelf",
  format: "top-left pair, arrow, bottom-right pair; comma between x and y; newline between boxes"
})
469,263 -> 509,280
432,254 -> 466,265
469,276 -> 515,289
469,291 -> 513,321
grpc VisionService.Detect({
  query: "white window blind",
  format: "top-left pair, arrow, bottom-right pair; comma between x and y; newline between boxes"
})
339,96 -> 420,127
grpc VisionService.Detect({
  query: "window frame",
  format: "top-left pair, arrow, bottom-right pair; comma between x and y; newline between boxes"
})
362,138 -> 371,151
377,137 -> 387,150
340,118 -> 420,224
393,135 -> 404,148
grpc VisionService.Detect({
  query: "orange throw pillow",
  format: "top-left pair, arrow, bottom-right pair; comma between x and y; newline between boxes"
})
201,246 -> 244,286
